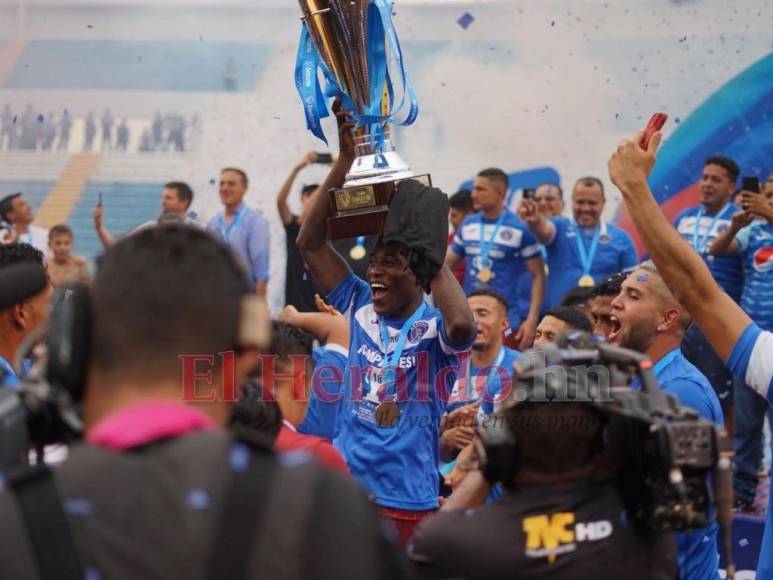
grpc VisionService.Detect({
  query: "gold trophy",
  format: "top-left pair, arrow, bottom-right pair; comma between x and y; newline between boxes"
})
297,0 -> 430,239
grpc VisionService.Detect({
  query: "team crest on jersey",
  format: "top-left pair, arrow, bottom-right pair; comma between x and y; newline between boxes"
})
717,223 -> 729,235
753,247 -> 773,273
409,321 -> 429,343
500,229 -> 513,241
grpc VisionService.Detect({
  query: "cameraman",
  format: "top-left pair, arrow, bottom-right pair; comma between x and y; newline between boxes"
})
0,225 -> 410,579
409,360 -> 677,580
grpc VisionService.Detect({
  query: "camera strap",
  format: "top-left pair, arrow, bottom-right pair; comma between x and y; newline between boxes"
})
9,463 -> 82,580
204,428 -> 322,580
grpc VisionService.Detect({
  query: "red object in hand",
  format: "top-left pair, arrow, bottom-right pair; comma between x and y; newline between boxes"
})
640,112 -> 668,150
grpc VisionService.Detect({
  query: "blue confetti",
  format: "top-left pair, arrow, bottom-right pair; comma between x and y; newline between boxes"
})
186,488 -> 211,510
84,567 -> 102,580
457,12 -> 474,30
615,113 -> 621,120
637,274 -> 649,282
739,538 -> 750,547
229,442 -> 251,473
674,117 -> 681,124
550,20 -> 556,27
209,178 -> 216,186
12,115 -> 16,125
64,498 -> 94,516
0,472 -> 4,494
37,114 -> 44,123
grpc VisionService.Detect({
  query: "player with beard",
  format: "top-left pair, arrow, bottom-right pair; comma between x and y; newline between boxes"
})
297,101 -> 476,547
606,261 -> 723,580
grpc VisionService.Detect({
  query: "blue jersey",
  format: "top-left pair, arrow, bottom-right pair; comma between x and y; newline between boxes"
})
735,221 -> 773,331
674,204 -> 744,302
634,349 -> 723,580
328,273 -> 472,510
544,218 -> 638,308
298,344 -> 348,441
447,347 -> 520,416
452,210 -> 540,326
726,323 -> 773,579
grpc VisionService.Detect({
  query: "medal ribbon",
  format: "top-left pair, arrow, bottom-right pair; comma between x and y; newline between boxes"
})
377,301 -> 427,401
692,203 -> 731,253
573,220 -> 605,278
478,211 -> 508,270
220,205 -> 246,247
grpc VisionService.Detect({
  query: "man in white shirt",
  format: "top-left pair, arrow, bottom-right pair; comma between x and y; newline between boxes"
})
0,192 -> 50,258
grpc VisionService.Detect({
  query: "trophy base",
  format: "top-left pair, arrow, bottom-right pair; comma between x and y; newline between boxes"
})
327,173 -> 432,240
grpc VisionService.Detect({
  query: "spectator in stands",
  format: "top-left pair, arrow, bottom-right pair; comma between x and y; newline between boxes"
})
41,112 -> 56,151
708,173 -> 773,512
262,321 -> 348,473
116,118 -> 129,151
138,129 -> 154,153
58,109 -> 72,152
447,168 -> 545,349
152,112 -> 164,151
47,224 -> 90,287
0,243 -> 50,387
589,272 -> 626,337
18,104 -> 37,150
224,58 -> 238,91
534,182 -> 565,217
94,181 -> 198,248
447,189 -> 473,285
208,167 -> 270,297
0,192 -> 50,257
101,108 -> 114,151
0,224 -> 410,579
533,305 -> 592,350
0,104 -> 15,150
606,261 -> 722,579
675,156 -> 743,430
519,176 -> 639,309
166,114 -> 186,152
83,111 -> 96,152
276,152 -> 324,312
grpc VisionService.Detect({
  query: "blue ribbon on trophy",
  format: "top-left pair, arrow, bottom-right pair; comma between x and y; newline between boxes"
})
295,0 -> 419,151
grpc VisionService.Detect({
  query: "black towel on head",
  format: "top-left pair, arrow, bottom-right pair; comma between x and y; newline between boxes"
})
382,179 -> 450,273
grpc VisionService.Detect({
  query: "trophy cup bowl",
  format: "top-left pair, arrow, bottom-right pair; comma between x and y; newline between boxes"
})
298,0 -> 431,239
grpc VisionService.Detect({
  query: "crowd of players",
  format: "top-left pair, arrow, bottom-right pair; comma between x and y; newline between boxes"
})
0,109 -> 772,579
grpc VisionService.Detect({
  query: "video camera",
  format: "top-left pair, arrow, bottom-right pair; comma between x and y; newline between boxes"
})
478,332 -> 735,576
0,264 -> 86,470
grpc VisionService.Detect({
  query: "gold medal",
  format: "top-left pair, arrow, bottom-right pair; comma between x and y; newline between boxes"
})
350,245 -> 366,260
375,400 -> 400,428
477,267 -> 493,283
578,274 -> 595,287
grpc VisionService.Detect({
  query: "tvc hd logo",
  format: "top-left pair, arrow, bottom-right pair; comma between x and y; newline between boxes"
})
523,513 -> 613,563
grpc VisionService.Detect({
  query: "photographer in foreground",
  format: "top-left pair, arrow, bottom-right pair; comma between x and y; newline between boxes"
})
0,225 -> 410,580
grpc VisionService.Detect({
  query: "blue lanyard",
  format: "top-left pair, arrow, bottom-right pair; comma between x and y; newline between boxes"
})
0,356 -> 18,386
692,204 -> 731,253
573,221 -> 602,276
377,302 -> 427,399
478,211 -> 508,266
220,205 -> 246,246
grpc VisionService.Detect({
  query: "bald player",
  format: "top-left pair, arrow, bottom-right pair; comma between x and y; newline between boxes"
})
606,261 -> 722,580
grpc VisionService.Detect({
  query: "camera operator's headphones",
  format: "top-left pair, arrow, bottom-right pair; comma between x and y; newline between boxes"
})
45,283 -> 270,408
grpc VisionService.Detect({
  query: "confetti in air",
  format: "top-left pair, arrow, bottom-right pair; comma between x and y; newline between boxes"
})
457,12 -> 474,30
